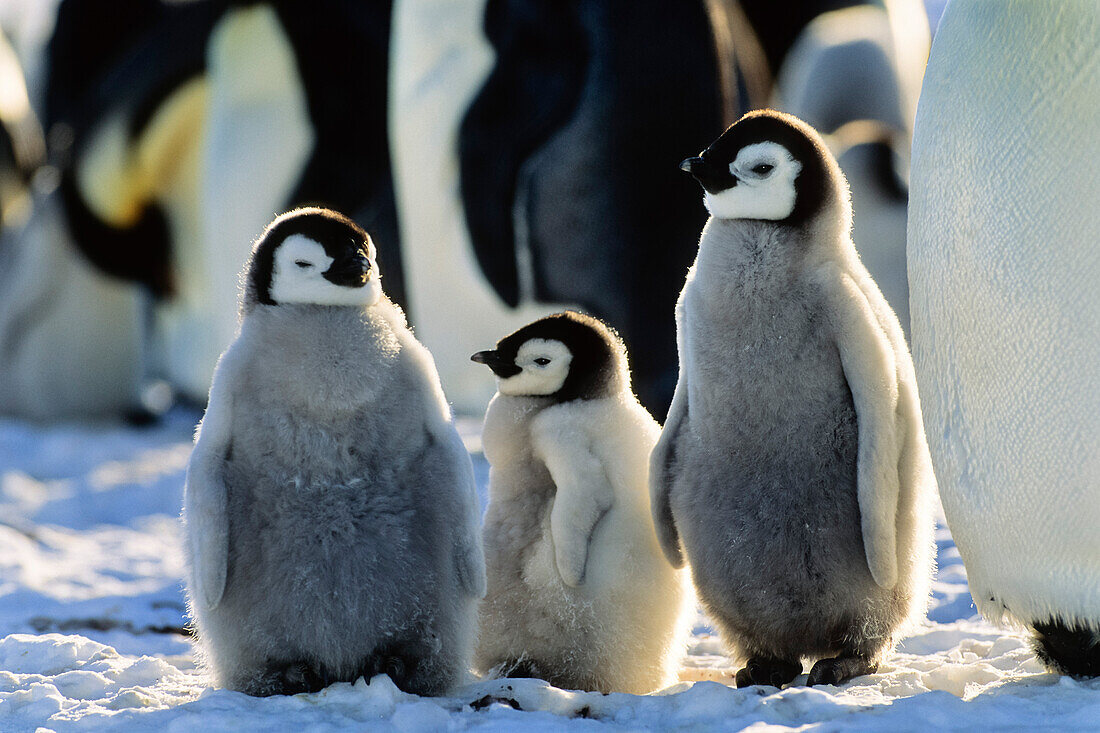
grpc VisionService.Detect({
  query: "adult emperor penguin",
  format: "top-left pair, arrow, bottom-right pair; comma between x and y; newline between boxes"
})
909,1 -> 1100,677
652,110 -> 935,687
0,0 -> 403,419
471,311 -> 692,694
184,208 -> 486,696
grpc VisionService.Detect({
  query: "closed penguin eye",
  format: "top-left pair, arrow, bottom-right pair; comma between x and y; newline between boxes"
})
533,357 -> 551,366
752,163 -> 774,175
295,260 -> 313,269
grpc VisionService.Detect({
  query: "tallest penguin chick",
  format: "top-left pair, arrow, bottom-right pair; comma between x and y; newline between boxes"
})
184,208 -> 485,696
652,110 -> 935,687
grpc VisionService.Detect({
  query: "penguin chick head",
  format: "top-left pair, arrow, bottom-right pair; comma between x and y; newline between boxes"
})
471,311 -> 628,402
681,109 -> 849,230
243,207 -> 382,312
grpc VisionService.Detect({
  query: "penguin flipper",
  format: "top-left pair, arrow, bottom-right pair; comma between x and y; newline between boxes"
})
823,264 -> 902,589
531,413 -> 615,588
649,375 -> 687,569
432,427 -> 488,599
184,341 -> 243,609
389,313 -> 487,599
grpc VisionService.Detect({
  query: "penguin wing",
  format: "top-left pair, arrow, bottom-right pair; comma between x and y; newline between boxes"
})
183,342 -> 243,610
389,312 -> 487,599
824,263 -> 902,589
429,426 -> 488,599
531,413 -> 616,588
649,293 -> 691,569
649,376 -> 688,569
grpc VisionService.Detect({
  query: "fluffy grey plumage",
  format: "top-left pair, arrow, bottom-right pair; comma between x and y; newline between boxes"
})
183,208 -> 485,697
653,110 -> 934,688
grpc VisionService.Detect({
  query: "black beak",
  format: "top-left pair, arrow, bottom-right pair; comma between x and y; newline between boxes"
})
680,156 -> 704,173
324,254 -> 373,287
680,155 -> 736,192
471,350 -> 522,378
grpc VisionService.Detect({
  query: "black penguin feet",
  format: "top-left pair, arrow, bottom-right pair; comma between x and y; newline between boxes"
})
806,655 -> 877,686
380,655 -> 409,686
257,660 -> 327,696
1031,619 -> 1100,677
734,657 -> 802,688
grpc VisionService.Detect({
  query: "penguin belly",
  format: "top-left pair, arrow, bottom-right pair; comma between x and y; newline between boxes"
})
677,297 -> 903,661
908,0 -> 1100,675
477,458 -> 602,687
203,403 -> 454,694
478,451 -> 685,693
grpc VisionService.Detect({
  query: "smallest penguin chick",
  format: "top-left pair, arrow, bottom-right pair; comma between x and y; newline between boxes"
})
471,311 -> 693,694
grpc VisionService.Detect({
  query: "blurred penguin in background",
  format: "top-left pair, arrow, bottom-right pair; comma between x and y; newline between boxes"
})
765,0 -> 930,332
392,0 -> 931,419
0,0 -> 929,421
392,0 -> 744,416
0,0 -> 401,419
0,26 -> 44,232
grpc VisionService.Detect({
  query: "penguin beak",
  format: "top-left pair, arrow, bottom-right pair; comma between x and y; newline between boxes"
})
680,156 -> 736,192
471,350 -> 522,378
324,254 -> 373,287
680,156 -> 704,173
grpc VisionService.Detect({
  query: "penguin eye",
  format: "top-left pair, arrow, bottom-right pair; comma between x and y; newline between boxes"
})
295,260 -> 313,269
533,357 -> 551,366
752,164 -> 774,176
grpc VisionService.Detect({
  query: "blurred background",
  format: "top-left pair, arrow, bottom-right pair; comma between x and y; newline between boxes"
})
0,0 -> 944,423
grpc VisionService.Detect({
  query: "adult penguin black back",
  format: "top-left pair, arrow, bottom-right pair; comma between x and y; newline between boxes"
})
458,0 -> 751,413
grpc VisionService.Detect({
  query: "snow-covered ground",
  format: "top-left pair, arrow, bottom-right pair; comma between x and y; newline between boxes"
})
1,409 -> 1097,732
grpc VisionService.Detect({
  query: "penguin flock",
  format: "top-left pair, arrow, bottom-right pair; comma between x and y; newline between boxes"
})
183,109 -> 947,699
1,0 -> 1092,702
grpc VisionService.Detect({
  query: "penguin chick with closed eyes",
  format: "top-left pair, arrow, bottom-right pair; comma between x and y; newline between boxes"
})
183,207 -> 486,697
652,110 -> 935,688
471,311 -> 693,694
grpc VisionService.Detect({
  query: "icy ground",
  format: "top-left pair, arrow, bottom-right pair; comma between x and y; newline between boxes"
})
1,409 -> 1098,732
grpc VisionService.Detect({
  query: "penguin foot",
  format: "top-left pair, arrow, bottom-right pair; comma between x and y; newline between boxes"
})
502,658 -> 542,679
734,657 -> 802,688
806,655 -> 877,686
1031,619 -> 1100,677
381,655 -> 408,684
258,660 -> 327,696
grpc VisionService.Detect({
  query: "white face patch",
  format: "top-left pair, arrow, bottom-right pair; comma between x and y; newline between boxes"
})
497,339 -> 573,396
704,142 -> 802,221
269,234 -> 381,307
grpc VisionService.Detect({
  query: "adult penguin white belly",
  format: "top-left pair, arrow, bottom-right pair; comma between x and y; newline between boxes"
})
908,1 -> 1100,676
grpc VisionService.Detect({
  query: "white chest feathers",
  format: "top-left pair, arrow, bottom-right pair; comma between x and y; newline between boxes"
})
705,142 -> 802,221
497,339 -> 573,396
269,234 -> 382,307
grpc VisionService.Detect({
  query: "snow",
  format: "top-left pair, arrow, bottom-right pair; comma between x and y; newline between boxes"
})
1,409 -> 1098,732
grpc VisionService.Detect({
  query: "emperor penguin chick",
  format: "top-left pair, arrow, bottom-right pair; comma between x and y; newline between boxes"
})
183,207 -> 486,697
652,110 -> 935,688
471,312 -> 692,694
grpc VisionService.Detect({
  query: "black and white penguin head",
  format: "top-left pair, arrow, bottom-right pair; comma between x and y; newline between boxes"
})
681,109 -> 849,229
471,311 -> 627,401
244,208 -> 382,311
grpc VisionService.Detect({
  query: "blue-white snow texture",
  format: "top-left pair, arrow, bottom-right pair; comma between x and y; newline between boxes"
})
1,409 -> 1098,732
